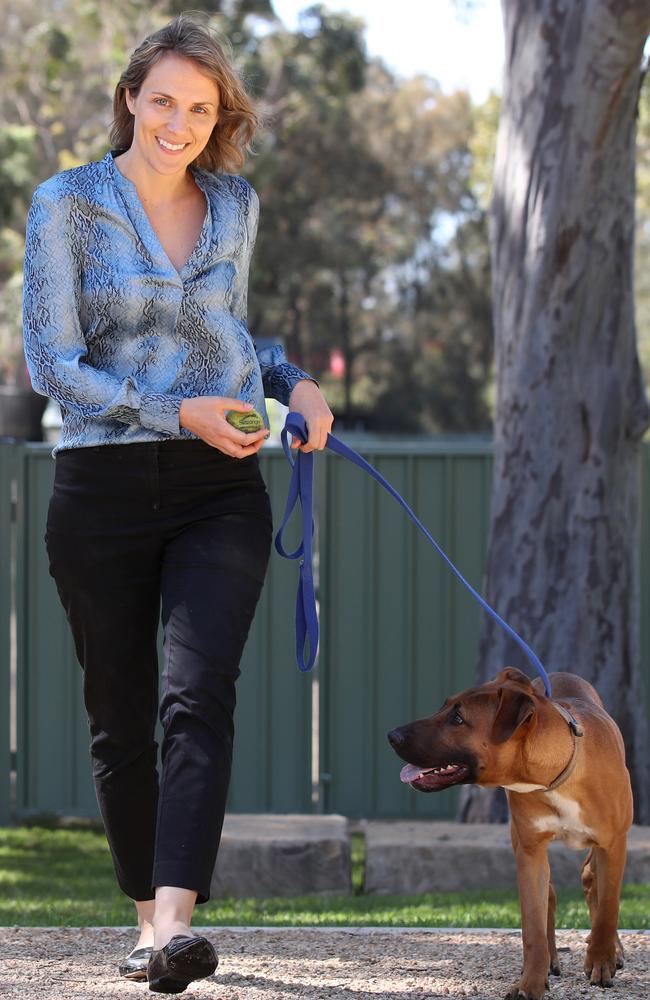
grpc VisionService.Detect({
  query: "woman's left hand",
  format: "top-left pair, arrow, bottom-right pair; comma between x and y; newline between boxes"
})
288,380 -> 334,452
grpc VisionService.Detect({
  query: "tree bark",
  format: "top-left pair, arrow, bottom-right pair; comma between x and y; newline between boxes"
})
474,0 -> 650,821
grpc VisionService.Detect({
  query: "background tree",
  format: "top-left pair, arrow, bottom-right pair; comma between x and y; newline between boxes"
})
635,60 -> 650,378
468,0 -> 650,821
247,8 -> 495,430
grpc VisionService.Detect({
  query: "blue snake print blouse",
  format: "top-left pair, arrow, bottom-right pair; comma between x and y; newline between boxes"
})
23,150 -> 314,454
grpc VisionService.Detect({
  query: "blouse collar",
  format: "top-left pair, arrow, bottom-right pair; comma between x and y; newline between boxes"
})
103,150 -> 212,281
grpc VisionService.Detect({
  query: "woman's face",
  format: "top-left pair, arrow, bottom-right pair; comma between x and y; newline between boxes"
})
125,52 -> 220,174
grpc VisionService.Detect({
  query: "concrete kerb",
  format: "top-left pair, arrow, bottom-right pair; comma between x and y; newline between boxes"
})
211,813 -> 351,897
362,821 -> 650,894
209,815 -> 650,897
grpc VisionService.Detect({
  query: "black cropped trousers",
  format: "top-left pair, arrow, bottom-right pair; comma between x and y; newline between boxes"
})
45,439 -> 272,904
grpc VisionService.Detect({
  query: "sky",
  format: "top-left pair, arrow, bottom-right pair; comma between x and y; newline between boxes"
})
271,0 -> 505,102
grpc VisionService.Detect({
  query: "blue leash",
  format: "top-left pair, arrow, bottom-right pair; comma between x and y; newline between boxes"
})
274,412 -> 552,698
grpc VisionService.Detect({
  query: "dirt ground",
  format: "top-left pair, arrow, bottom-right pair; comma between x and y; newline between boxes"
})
1,926 -> 649,999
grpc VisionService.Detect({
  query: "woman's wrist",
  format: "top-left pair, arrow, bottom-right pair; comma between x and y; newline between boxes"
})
179,398 -> 195,431
288,378 -> 320,404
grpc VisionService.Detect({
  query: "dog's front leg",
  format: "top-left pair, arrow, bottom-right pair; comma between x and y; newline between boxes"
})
505,835 -> 552,1000
584,834 -> 627,987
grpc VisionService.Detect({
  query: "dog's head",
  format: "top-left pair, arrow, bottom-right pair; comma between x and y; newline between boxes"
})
387,667 -> 540,792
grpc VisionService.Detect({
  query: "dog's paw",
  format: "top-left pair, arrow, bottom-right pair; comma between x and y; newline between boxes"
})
584,946 -> 617,988
503,978 -> 549,1000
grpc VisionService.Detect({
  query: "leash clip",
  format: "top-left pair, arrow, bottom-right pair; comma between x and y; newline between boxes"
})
569,716 -> 584,738
551,700 -> 584,738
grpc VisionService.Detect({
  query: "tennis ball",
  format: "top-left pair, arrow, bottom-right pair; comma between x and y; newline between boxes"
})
225,408 -> 265,433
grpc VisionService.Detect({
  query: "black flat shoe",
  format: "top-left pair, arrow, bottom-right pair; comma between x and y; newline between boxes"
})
147,934 -> 218,994
118,945 -> 153,980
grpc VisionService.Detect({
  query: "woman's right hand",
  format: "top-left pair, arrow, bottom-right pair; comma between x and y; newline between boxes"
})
179,396 -> 269,458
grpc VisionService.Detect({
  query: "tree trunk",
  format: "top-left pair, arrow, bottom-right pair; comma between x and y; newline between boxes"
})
473,0 -> 650,822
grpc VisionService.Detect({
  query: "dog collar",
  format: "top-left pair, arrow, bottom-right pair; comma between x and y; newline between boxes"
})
544,701 -> 584,791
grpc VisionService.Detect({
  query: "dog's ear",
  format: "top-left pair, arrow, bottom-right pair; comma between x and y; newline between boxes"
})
491,686 -> 536,744
493,667 -> 534,688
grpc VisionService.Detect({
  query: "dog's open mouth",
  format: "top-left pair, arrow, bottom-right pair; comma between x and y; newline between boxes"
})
399,762 -> 470,792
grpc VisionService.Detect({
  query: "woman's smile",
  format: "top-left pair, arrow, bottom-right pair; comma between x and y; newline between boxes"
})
155,135 -> 190,154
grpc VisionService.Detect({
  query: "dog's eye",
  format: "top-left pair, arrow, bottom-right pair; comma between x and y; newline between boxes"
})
451,710 -> 464,726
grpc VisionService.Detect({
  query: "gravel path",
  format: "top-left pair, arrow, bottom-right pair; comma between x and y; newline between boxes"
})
1,927 -> 649,999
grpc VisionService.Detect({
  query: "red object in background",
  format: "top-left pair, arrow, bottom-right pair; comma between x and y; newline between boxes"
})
330,348 -> 345,379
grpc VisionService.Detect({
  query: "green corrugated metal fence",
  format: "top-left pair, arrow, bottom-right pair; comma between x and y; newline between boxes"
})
1,438 -> 650,823
0,443 -> 17,825
319,442 -> 493,818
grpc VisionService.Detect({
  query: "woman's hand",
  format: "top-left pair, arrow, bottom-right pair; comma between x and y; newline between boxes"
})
288,380 -> 334,452
179,396 -> 269,458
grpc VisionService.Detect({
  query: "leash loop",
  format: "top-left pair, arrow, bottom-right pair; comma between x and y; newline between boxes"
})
274,412 -> 552,696
274,413 -> 318,671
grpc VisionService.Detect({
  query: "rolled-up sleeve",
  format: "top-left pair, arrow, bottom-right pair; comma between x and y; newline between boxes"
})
22,186 -> 181,435
231,182 -> 319,407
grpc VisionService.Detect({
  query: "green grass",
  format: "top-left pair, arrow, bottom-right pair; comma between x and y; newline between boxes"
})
1,823 -> 649,928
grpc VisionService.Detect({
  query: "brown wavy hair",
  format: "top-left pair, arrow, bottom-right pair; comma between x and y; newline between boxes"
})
109,13 -> 259,174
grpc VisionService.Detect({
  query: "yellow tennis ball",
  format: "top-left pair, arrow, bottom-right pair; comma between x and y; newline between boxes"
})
225,408 -> 265,433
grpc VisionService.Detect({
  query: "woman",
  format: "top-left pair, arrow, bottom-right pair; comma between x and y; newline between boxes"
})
22,13 -> 333,995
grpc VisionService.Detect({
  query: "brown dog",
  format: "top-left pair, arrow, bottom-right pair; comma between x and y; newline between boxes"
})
388,668 -> 633,1000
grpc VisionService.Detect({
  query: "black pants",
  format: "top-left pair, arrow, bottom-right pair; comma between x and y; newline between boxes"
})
45,439 -> 272,904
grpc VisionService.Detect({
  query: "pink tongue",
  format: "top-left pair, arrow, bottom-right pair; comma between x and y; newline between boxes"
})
400,763 -> 428,783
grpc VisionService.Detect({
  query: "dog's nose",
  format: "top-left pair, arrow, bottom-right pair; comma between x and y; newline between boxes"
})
387,727 -> 406,749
